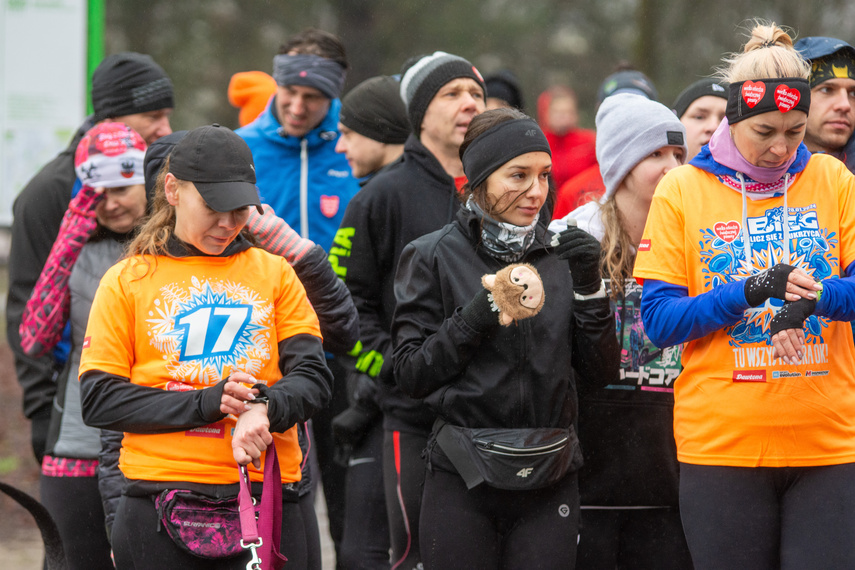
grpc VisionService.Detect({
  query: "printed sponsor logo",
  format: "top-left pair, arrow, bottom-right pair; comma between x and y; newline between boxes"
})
558,504 -> 571,518
186,424 -> 225,438
327,169 -> 350,178
774,84 -> 800,113
165,381 -> 195,392
713,220 -> 741,243
733,369 -> 766,382
183,521 -> 221,529
741,80 -> 766,107
320,195 -> 340,218
805,370 -> 830,377
772,371 -> 801,378
517,467 -> 534,478
82,336 -> 91,349
638,239 -> 651,252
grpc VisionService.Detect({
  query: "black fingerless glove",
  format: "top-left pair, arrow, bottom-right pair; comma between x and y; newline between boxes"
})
769,297 -> 817,336
460,288 -> 499,332
744,263 -> 797,307
551,226 -> 602,295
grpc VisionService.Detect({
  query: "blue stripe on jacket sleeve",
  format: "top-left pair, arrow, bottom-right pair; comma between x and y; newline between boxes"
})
640,279 -> 748,348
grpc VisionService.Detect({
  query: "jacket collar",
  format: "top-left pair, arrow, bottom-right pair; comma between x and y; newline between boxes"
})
256,96 -> 343,149
166,233 -> 253,258
402,134 -> 457,188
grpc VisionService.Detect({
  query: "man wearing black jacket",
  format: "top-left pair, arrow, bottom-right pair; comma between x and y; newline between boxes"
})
331,74 -> 410,569
7,52 -> 174,464
329,51 -> 485,569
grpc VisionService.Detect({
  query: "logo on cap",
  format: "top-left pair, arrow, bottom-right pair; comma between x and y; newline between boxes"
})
667,131 -> 684,146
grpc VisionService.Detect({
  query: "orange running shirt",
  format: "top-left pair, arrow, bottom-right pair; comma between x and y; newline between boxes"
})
634,154 -> 855,467
79,247 -> 322,484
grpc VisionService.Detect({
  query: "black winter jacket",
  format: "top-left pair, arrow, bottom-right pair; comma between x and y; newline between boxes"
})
7,118 -> 95,424
392,207 -> 618,430
332,134 -> 460,433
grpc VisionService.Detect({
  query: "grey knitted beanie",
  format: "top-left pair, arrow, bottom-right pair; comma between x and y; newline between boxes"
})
399,51 -> 485,136
596,93 -> 688,198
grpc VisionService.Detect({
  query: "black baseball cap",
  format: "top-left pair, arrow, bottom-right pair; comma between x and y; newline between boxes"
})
169,124 -> 263,213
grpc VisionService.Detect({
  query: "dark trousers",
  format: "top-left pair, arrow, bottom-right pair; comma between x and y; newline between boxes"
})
40,474 -> 113,570
383,430 -> 427,570
680,462 -> 855,570
420,466 -> 579,569
576,507 -> 692,570
340,421 -> 390,568
112,493 -> 310,569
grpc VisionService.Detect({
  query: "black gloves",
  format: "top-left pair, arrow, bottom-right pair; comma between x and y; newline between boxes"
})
460,288 -> 499,332
744,264 -> 798,307
551,226 -> 602,295
769,297 -> 817,336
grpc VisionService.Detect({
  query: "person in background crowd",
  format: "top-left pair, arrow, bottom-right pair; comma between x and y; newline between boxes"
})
553,68 -> 658,218
484,69 -> 524,110
79,124 -> 333,569
551,94 -> 693,569
21,122 -> 147,570
537,85 -> 596,192
332,74 -> 409,568
7,52 -> 174,466
330,50 -> 486,569
673,78 -> 728,159
237,30 -> 361,565
335,75 -> 409,179
228,70 -> 277,127
636,22 -> 855,569
795,36 -> 855,172
393,107 -> 618,568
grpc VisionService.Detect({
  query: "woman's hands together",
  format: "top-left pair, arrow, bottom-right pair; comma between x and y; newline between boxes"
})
219,371 -> 272,468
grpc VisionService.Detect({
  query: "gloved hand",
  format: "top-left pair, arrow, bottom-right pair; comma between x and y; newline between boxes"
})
460,288 -> 500,332
744,263 -> 798,307
550,226 -> 602,295
246,204 -> 314,263
769,297 -> 817,336
331,402 -> 381,448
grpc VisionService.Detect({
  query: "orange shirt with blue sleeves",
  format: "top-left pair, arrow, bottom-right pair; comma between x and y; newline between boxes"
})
634,154 -> 855,468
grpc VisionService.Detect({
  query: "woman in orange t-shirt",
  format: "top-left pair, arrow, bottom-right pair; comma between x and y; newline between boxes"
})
635,22 -> 855,569
79,124 -> 332,569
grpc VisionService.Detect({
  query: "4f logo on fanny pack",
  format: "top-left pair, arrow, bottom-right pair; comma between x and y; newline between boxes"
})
517,467 -> 534,478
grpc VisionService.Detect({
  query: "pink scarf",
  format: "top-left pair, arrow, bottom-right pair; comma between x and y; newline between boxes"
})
708,116 -> 797,185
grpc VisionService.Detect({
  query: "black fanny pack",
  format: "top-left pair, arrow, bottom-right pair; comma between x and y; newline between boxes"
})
433,419 -> 583,491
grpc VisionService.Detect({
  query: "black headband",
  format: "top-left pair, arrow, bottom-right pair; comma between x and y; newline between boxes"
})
272,54 -> 346,99
726,78 -> 811,124
462,118 -> 552,190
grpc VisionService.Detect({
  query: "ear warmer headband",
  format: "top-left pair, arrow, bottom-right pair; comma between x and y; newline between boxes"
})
462,118 -> 552,190
272,53 -> 346,99
726,78 -> 811,124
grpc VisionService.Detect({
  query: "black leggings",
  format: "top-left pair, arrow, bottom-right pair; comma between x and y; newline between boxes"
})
420,466 -> 579,569
112,493 -> 310,569
341,421 -> 390,568
680,462 -> 855,570
576,507 -> 692,570
40,474 -> 113,570
383,430 -> 427,570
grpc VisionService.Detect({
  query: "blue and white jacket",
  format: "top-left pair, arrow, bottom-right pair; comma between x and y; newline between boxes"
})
237,97 -> 360,253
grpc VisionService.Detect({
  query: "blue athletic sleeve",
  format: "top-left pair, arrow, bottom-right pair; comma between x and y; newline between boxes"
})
815,260 -> 855,321
641,279 -> 749,348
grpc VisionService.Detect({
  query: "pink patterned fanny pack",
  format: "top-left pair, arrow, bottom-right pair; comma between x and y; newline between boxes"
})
154,446 -> 286,569
155,489 -> 256,559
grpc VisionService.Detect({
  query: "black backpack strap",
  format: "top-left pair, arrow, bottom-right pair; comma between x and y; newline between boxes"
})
0,480 -> 67,569
433,418 -> 484,490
